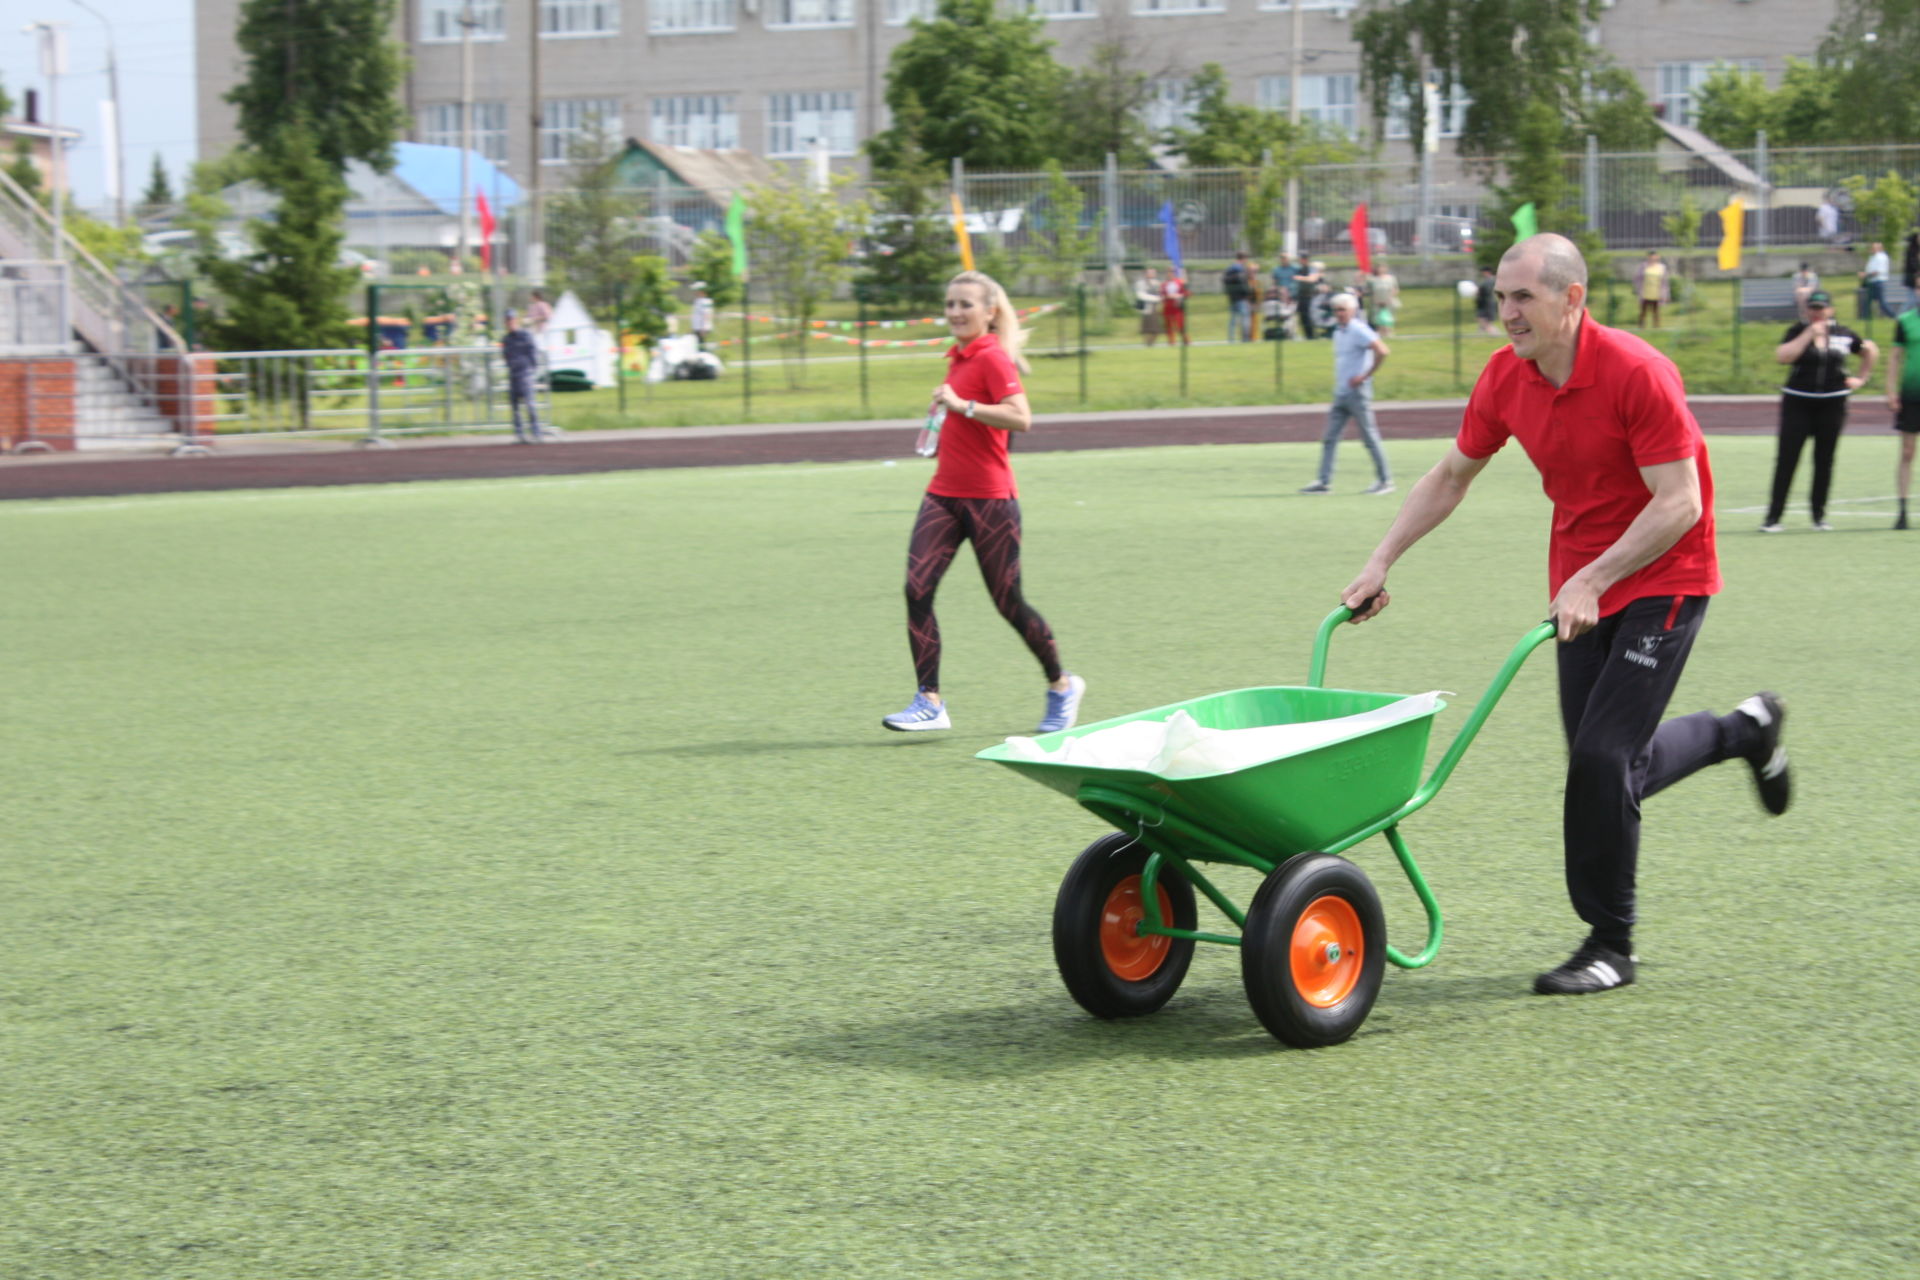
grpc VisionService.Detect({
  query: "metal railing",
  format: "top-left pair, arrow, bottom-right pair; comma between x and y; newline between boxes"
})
200,346 -> 552,442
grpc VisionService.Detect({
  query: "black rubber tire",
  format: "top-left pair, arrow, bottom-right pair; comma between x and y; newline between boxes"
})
1052,833 -> 1198,1019
1241,853 -> 1387,1048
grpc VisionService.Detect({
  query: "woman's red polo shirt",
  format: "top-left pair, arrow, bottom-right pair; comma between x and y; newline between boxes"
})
1456,316 -> 1720,616
928,331 -> 1025,500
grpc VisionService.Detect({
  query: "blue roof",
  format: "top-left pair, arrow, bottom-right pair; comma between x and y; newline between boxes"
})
391,142 -> 524,215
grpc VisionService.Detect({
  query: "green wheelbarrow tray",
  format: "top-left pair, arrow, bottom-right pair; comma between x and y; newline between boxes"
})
978,606 -> 1556,1036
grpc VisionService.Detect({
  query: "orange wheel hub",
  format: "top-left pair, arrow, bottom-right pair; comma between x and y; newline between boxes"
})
1289,894 -> 1364,1008
1100,875 -> 1175,981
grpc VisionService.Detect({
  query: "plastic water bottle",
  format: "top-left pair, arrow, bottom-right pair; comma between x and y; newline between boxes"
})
914,402 -> 943,457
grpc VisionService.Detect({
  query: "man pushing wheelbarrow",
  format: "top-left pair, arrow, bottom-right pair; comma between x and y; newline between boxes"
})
1341,233 -> 1791,996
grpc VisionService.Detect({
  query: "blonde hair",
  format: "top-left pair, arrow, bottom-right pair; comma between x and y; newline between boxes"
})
948,270 -> 1030,372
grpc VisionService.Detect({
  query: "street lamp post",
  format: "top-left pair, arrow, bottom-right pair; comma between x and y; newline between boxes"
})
1284,0 -> 1302,257
24,22 -> 68,259
70,0 -> 124,226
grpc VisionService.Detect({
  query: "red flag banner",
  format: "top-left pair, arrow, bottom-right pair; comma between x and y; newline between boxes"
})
1350,203 -> 1371,276
476,192 -> 496,272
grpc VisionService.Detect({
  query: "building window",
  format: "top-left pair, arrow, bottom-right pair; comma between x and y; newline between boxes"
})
1143,78 -> 1198,135
1383,84 -> 1471,141
1257,73 -> 1357,133
767,91 -> 857,157
419,102 -> 510,163
542,98 -> 622,164
652,95 -> 739,149
543,0 -> 620,35
650,0 -> 735,32
1020,0 -> 1096,16
884,0 -> 935,21
1133,0 -> 1221,12
1255,0 -> 1345,8
1657,59 -> 1760,128
420,0 -> 505,42
768,0 -> 853,24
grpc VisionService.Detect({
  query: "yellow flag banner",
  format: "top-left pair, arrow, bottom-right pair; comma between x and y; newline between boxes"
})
1718,197 -> 1745,271
951,193 -> 975,272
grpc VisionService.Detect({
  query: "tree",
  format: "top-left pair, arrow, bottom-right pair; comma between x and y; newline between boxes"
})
139,154 -> 176,215
1163,65 -> 1364,170
1693,59 -> 1839,147
619,255 -> 679,353
1354,0 -> 1613,159
544,119 -> 643,318
1822,0 -> 1920,142
5,140 -> 41,200
688,231 -> 740,308
1027,160 -> 1100,351
858,103 -> 957,312
1242,160 -> 1285,262
867,0 -> 1067,171
1843,170 -> 1920,247
1051,37 -> 1160,169
1476,98 -> 1605,271
200,128 -> 359,352
1661,192 -> 1703,299
747,171 -> 870,385
210,0 -> 406,351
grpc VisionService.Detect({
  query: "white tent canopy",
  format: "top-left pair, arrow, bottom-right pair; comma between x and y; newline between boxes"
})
542,290 -> 617,388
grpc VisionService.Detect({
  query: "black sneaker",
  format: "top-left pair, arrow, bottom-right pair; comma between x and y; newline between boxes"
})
1734,692 -> 1790,816
1534,938 -> 1637,995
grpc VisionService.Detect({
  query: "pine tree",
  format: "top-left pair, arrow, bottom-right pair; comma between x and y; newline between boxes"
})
139,154 -> 176,215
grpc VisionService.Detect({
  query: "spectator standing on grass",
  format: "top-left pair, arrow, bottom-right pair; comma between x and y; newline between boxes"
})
1339,232 -> 1791,996
1792,262 -> 1821,321
1761,290 -> 1876,533
1136,268 -> 1165,346
1903,229 -> 1919,294
1300,293 -> 1393,495
1224,252 -> 1254,342
1272,252 -> 1299,316
526,289 -> 553,337
1816,197 -> 1841,246
1370,260 -> 1400,334
1860,242 -> 1898,321
1884,300 -> 1920,530
1475,266 -> 1499,334
882,270 -> 1085,737
501,309 -> 543,445
690,282 -> 714,349
1635,250 -> 1670,329
1161,267 -> 1191,346
1294,259 -> 1325,339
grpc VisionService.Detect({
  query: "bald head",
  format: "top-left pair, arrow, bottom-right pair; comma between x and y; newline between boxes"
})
1500,233 -> 1588,296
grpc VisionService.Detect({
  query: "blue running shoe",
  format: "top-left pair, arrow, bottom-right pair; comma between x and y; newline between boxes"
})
1034,674 -> 1086,735
882,691 -> 950,732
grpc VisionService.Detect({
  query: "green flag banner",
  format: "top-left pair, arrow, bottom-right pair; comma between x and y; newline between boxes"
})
1511,203 -> 1538,241
725,195 -> 748,278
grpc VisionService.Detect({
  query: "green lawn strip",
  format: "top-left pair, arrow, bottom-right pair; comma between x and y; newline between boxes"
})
1,437 -> 1913,1277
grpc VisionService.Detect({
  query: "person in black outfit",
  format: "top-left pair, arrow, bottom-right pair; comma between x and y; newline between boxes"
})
1761,290 -> 1876,532
501,309 -> 543,445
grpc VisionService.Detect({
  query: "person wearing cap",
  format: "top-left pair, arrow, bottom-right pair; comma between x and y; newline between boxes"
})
1761,289 -> 1876,532
501,309 -> 543,444
690,281 -> 715,350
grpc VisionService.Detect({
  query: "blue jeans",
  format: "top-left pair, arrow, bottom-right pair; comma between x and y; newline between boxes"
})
1317,387 -> 1391,485
1228,298 -> 1252,342
1863,280 -> 1898,320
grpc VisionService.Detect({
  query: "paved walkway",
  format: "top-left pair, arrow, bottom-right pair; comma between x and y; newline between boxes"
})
0,397 -> 1788,501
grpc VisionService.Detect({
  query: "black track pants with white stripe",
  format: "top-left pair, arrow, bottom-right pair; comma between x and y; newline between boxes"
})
1554,595 -> 1760,946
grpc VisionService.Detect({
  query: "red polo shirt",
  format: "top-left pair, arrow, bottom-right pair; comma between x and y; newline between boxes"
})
928,332 -> 1025,500
1456,315 -> 1720,616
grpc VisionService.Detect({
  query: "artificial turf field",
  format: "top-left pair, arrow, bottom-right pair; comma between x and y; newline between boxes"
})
3,433 -> 1915,1279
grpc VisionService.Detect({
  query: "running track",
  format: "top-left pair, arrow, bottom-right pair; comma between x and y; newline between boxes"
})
0,397 -> 1805,501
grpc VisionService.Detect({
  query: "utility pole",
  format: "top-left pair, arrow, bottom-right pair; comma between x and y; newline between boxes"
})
70,0 -> 123,225
457,0 -> 477,270
1283,0 -> 1302,257
527,0 -> 544,281
26,22 -> 68,259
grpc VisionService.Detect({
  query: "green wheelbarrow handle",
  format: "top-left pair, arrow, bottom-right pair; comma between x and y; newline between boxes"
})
1310,604 -> 1558,825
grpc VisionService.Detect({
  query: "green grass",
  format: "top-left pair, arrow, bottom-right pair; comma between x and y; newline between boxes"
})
3,436 -> 1915,1278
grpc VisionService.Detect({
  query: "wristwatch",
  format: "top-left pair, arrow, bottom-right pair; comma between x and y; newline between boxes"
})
964,400 -> 977,418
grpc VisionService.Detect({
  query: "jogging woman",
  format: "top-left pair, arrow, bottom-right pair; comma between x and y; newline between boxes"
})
883,270 -> 1085,734
1761,289 -> 1877,532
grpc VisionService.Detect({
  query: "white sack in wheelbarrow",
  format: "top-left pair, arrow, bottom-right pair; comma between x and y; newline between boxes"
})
1001,691 -> 1449,780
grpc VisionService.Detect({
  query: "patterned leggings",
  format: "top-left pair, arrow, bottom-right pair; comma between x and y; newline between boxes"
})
905,493 -> 1061,693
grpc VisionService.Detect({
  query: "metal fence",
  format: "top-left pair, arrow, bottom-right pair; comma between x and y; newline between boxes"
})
0,350 -> 210,454
202,346 -> 551,442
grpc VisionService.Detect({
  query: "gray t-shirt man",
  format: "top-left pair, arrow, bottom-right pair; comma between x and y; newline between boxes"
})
1302,296 -> 1394,494
1333,313 -> 1383,394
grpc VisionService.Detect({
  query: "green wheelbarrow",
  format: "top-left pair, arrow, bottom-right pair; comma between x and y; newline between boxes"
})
977,606 -> 1557,1049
